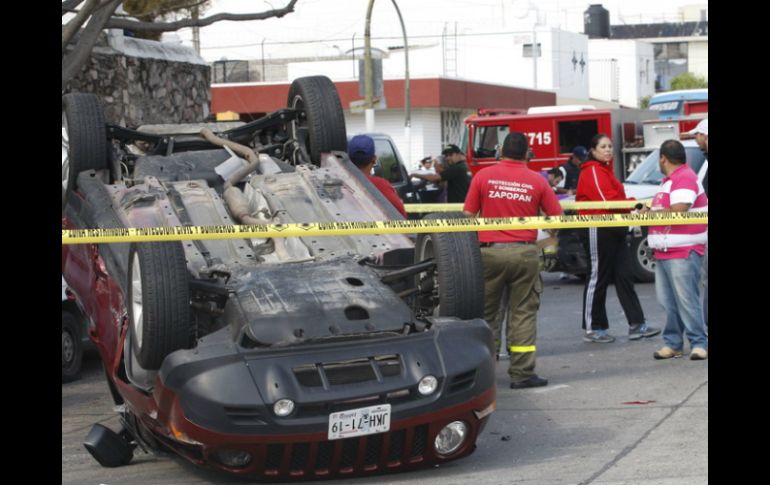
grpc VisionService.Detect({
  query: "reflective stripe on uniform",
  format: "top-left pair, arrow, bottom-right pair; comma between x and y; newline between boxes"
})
509,345 -> 536,353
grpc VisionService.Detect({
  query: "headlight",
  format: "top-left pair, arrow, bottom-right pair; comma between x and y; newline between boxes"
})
434,421 -> 468,455
418,375 -> 438,396
273,398 -> 295,417
212,449 -> 252,468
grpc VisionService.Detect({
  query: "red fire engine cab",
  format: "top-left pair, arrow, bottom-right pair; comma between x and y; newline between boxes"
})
461,106 -> 656,181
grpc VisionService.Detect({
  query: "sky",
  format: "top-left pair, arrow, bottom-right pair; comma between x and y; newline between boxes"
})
170,0 -> 708,62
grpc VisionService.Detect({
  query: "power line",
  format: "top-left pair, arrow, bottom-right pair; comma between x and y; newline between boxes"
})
201,29 -> 570,51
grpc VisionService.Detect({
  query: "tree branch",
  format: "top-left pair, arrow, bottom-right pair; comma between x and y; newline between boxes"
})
62,0 -> 123,91
105,0 -> 299,33
117,0 -> 211,19
62,0 -> 101,53
62,0 -> 86,15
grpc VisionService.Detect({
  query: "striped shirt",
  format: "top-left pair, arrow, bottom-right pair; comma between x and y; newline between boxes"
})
648,164 -> 708,260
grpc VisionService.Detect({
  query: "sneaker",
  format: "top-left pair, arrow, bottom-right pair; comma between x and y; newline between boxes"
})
689,348 -> 708,360
628,323 -> 662,340
653,346 -> 684,360
583,330 -> 616,343
510,375 -> 548,389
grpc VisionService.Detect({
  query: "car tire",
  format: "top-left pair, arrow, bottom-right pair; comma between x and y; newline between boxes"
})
62,93 -> 109,196
630,234 -> 656,283
414,212 -> 484,319
128,242 -> 192,370
62,311 -> 83,383
287,76 -> 347,165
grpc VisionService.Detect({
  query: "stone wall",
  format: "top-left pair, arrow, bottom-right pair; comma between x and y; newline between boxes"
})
64,32 -> 210,127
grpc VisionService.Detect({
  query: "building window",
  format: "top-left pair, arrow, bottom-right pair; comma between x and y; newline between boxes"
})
654,42 -> 689,91
442,111 -> 464,148
523,43 -> 542,58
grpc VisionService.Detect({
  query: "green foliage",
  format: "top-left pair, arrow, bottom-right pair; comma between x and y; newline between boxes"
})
639,95 -> 651,109
670,72 -> 708,90
123,0 -> 211,40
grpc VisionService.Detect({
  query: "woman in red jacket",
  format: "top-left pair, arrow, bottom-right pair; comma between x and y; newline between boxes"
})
575,134 -> 660,343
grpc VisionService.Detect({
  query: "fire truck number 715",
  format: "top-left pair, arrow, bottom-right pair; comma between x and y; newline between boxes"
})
526,132 -> 552,146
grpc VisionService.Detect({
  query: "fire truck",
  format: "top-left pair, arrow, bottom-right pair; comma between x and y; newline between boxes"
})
648,89 -> 708,121
461,106 -> 656,181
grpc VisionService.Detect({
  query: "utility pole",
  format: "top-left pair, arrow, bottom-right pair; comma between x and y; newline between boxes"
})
261,38 -> 266,82
192,5 -> 200,54
390,0 -> 410,164
364,0 -> 376,132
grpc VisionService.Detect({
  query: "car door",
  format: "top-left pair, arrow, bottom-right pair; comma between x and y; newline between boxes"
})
372,137 -> 420,203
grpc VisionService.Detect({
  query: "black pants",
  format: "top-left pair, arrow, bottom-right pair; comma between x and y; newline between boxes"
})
580,226 -> 645,331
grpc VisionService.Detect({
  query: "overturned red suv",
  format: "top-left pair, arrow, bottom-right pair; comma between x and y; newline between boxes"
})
61,76 -> 496,480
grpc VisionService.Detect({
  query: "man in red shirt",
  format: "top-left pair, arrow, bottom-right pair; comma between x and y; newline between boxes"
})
347,135 -> 407,218
464,132 -> 562,389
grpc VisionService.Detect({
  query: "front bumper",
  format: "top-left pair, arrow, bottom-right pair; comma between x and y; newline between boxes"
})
147,318 -> 496,479
153,385 -> 495,480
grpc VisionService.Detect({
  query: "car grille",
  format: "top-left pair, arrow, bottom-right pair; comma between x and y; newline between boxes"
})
257,424 -> 430,477
294,355 -> 402,388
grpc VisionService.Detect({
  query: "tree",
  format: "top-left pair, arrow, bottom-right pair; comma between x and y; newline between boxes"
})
122,1 -> 212,41
62,0 -> 299,91
669,72 -> 708,91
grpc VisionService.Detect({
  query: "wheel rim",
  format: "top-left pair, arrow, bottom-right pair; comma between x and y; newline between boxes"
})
62,328 -> 75,365
131,252 -> 144,350
62,111 -> 70,191
636,238 -> 656,273
417,236 -> 440,316
290,94 -> 305,137
290,94 -> 312,160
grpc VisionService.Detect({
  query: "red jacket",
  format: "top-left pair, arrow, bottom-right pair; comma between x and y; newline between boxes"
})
367,175 -> 407,218
575,160 -> 633,215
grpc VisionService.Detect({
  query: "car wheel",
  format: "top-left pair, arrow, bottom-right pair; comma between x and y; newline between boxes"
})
287,76 -> 347,165
414,212 -> 484,319
62,93 -> 109,199
128,242 -> 192,370
62,311 -> 83,383
630,234 -> 656,283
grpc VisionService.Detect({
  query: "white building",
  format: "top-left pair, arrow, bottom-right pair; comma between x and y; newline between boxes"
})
229,28 -> 591,100
588,39 -> 655,108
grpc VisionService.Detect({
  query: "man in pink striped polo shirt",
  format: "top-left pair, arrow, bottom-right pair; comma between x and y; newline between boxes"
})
644,140 -> 708,360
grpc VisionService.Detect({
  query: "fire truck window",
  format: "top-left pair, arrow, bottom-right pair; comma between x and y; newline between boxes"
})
557,120 -> 598,154
474,125 -> 509,158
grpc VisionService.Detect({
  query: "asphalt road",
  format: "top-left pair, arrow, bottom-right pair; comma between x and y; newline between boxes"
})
62,273 -> 708,485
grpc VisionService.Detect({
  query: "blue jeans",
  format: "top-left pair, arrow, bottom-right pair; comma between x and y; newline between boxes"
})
655,251 -> 708,351
702,245 -> 708,327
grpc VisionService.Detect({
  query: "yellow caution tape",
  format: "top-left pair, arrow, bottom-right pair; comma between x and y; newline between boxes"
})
404,199 -> 651,213
62,212 -> 706,245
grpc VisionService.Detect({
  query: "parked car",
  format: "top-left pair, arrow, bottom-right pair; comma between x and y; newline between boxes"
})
62,276 -> 92,382
621,139 -> 707,281
62,76 -> 495,480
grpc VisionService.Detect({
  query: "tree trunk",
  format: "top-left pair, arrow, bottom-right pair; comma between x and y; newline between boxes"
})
62,0 -> 123,92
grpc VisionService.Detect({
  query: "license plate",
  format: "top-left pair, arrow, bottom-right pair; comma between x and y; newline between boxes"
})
327,404 -> 391,440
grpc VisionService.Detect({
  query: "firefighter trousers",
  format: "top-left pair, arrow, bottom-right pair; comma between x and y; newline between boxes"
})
481,244 -> 542,381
